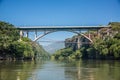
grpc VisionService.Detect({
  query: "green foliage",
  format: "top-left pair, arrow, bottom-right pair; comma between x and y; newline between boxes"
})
32,42 -> 50,59
114,33 -> 120,39
22,37 -> 32,42
86,35 -> 120,59
53,48 -> 73,60
109,40 -> 120,59
53,22 -> 120,60
84,23 -> 120,59
0,21 -> 19,41
109,22 -> 120,32
70,49 -> 82,59
53,48 -> 83,60
9,41 -> 25,58
0,21 -> 20,59
0,21 -> 49,60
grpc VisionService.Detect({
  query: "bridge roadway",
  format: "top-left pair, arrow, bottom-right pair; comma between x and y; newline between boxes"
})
17,26 -> 108,31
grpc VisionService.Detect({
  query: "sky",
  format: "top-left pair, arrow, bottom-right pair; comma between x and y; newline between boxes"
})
0,0 -> 120,46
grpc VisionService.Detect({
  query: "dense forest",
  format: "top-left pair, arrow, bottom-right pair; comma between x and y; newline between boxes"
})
53,22 -> 120,60
0,21 -> 49,60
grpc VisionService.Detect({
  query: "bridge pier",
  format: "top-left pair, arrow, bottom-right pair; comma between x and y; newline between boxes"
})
25,31 -> 29,37
107,29 -> 110,36
20,30 -> 23,41
35,30 -> 37,39
77,35 -> 81,49
97,29 -> 100,38
88,31 -> 91,39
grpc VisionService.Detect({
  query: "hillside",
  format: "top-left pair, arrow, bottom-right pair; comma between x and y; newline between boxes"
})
0,21 -> 49,60
43,42 -> 65,54
53,22 -> 120,60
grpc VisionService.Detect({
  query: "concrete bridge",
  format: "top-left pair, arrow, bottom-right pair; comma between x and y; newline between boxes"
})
17,26 -> 109,45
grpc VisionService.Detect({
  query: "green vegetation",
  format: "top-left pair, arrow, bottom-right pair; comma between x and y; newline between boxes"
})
0,21 -> 49,60
53,22 -> 120,60
53,48 -> 82,60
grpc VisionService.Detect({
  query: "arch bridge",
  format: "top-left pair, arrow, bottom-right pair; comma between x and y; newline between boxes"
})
17,26 -> 109,43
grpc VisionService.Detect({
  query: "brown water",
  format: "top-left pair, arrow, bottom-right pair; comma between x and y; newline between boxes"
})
0,60 -> 120,80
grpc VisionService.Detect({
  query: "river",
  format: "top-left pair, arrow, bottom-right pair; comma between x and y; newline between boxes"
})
0,60 -> 120,80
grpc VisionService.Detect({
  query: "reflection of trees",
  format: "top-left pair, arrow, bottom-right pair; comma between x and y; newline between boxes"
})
94,61 -> 120,80
64,60 -> 120,80
64,60 -> 95,80
0,60 -> 44,80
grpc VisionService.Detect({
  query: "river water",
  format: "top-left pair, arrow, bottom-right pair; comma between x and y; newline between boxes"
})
0,60 -> 120,80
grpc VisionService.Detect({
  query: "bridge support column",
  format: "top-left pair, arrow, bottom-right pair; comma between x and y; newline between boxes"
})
35,30 -> 37,40
97,30 -> 101,38
25,31 -> 29,37
77,36 -> 81,49
107,29 -> 110,36
20,30 -> 23,41
88,31 -> 91,39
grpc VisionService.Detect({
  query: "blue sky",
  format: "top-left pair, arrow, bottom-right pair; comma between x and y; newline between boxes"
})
0,0 -> 120,46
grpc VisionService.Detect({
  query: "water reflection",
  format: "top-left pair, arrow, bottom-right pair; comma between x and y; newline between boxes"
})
0,60 -> 45,80
63,60 -> 120,80
0,60 -> 120,80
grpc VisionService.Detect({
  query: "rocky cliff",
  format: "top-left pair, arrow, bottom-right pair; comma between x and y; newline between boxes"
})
64,35 -> 90,51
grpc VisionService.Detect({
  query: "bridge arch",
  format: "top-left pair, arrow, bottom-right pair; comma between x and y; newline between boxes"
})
33,30 -> 93,43
18,26 -> 108,43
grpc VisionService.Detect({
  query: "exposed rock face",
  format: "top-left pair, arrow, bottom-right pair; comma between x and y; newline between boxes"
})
65,36 -> 78,51
65,35 -> 90,51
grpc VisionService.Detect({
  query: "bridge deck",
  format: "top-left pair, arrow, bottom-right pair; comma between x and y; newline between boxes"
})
17,26 -> 108,31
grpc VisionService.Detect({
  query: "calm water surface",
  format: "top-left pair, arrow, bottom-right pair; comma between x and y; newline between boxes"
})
0,60 -> 120,80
